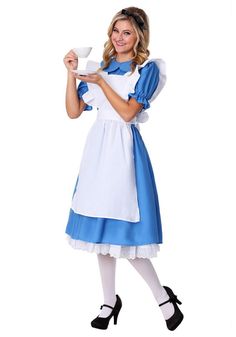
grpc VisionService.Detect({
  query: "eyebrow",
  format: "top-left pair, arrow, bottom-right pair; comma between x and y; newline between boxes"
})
113,26 -> 133,33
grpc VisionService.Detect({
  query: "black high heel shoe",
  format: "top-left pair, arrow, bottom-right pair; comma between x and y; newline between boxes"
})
91,294 -> 122,330
159,286 -> 184,331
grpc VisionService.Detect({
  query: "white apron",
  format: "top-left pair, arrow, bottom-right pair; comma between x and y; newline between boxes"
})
71,59 -> 166,222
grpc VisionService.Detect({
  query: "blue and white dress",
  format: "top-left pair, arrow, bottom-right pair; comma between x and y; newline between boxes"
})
65,57 -> 167,259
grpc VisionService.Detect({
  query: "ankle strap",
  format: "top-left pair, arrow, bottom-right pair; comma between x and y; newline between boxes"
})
159,299 -> 171,307
100,304 -> 114,310
159,294 -> 182,307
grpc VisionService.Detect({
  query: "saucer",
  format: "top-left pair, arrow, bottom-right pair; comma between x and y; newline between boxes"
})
71,69 -> 97,76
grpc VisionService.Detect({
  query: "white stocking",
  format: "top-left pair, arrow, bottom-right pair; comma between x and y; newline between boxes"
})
97,254 -> 117,318
128,258 -> 174,320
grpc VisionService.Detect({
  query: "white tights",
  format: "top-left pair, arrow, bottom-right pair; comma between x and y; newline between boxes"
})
97,254 -> 174,320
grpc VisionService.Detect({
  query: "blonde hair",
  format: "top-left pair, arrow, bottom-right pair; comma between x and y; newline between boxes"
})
101,7 -> 150,73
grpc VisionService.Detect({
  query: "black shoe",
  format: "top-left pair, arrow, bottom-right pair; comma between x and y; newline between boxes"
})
91,294 -> 122,330
159,286 -> 184,331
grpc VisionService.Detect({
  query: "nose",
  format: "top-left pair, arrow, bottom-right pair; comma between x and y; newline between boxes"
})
117,32 -> 124,41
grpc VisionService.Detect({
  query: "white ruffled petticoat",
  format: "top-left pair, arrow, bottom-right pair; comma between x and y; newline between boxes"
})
66,236 -> 160,259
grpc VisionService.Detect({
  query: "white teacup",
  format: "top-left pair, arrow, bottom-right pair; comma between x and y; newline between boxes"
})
73,47 -> 92,58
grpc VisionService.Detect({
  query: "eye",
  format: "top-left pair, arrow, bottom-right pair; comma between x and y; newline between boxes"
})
113,28 -> 118,33
124,31 -> 131,36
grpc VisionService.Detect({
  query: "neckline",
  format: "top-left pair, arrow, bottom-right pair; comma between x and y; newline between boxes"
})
101,57 -> 133,73
114,58 -> 133,64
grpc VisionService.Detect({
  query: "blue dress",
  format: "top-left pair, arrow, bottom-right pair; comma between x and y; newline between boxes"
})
65,58 -> 166,259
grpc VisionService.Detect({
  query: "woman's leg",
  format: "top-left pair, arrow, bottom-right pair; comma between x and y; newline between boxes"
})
97,254 -> 117,318
128,258 -> 174,320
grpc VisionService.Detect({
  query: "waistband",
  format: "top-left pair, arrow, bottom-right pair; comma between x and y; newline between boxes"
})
95,116 -> 140,130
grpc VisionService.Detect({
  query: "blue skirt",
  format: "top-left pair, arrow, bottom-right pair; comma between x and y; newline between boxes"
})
65,125 -> 163,247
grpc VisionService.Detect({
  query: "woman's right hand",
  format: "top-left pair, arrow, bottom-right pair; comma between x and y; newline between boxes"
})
63,50 -> 78,71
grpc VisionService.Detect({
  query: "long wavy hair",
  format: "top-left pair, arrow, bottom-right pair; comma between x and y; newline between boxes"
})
100,7 -> 150,73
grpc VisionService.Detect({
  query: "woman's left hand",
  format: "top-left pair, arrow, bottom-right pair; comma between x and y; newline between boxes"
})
72,72 -> 103,86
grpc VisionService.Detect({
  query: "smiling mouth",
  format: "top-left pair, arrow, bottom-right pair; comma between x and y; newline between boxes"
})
116,42 -> 126,46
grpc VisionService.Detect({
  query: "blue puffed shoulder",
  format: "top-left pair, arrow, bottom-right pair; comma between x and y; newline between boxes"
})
77,81 -> 92,111
128,62 -> 160,110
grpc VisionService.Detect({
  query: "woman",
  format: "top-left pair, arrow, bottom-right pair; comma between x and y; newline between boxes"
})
63,6 -> 184,331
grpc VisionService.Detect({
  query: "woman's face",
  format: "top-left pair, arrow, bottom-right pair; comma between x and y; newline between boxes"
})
111,19 -> 137,59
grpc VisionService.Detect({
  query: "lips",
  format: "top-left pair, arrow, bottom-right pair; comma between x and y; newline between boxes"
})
115,42 -> 125,46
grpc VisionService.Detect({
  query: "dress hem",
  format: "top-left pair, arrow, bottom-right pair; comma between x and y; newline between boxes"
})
66,235 -> 161,259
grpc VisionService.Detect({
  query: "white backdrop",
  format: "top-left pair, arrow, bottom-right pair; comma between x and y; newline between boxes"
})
0,0 -> 235,336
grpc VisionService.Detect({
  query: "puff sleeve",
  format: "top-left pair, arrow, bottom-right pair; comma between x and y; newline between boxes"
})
128,61 -> 160,110
77,81 -> 92,111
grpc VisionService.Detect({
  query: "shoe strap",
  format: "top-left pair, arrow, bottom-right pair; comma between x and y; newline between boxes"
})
159,294 -> 182,307
100,304 -> 114,310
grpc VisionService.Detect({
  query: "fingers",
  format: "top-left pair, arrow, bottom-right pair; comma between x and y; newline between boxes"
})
63,50 -> 78,62
63,49 -> 79,70
65,49 -> 78,58
70,49 -> 78,57
63,55 -> 78,63
64,55 -> 76,61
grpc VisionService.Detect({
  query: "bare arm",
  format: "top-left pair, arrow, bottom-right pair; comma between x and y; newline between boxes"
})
65,72 -> 86,119
98,77 -> 143,122
63,50 -> 87,119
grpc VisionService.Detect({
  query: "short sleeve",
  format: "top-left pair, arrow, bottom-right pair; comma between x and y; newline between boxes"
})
128,62 -> 160,110
77,81 -> 92,111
